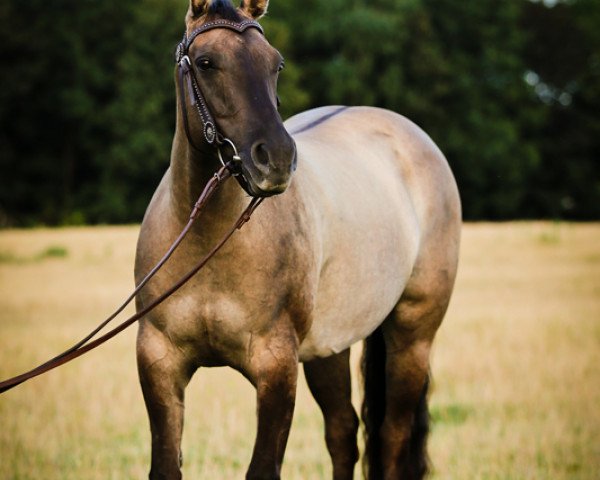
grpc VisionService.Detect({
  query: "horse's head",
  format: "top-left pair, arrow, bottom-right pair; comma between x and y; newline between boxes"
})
180,0 -> 296,197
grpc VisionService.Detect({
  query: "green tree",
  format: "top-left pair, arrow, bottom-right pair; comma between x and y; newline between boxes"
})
95,0 -> 186,223
271,0 -> 542,219
0,0 -> 132,225
0,0 -> 310,226
1,0 -> 598,224
522,0 -> 600,219
411,0 -> 542,219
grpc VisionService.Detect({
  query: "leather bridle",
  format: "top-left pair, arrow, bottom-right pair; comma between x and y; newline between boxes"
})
176,19 -> 264,147
176,18 -> 264,194
0,19 -> 269,394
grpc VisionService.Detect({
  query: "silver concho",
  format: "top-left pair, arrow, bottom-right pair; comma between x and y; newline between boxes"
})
204,122 -> 216,144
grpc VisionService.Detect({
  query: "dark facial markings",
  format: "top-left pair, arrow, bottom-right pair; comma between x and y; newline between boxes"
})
190,34 -> 283,114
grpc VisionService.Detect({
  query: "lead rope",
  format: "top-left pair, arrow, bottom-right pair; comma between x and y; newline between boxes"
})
0,164 -> 263,394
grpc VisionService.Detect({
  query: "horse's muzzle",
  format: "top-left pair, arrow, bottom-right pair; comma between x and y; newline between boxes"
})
243,135 -> 297,197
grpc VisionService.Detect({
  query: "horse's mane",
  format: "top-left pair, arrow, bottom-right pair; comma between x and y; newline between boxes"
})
206,0 -> 243,22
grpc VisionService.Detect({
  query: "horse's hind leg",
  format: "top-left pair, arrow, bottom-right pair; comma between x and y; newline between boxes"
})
363,276 -> 455,480
304,349 -> 359,480
137,323 -> 193,480
385,287 -> 453,479
379,322 -> 433,480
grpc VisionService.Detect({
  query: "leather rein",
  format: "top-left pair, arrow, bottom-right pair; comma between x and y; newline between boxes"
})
0,19 -> 265,394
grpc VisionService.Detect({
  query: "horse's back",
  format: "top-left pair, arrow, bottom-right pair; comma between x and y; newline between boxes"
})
285,106 -> 461,359
287,106 -> 460,232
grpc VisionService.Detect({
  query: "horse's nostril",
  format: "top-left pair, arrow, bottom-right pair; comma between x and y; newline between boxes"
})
253,143 -> 270,168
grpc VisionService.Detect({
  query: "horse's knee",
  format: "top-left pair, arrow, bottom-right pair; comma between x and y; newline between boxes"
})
325,406 -> 359,446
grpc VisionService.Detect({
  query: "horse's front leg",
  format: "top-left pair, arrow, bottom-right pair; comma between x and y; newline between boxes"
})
137,322 -> 193,480
245,327 -> 299,480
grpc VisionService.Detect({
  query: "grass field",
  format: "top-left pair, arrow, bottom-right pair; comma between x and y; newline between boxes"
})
0,222 -> 598,479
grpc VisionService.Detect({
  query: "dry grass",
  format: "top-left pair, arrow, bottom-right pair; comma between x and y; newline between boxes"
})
0,222 -> 598,479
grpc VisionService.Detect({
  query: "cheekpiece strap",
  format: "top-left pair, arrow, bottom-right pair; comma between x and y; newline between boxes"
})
175,19 -> 263,145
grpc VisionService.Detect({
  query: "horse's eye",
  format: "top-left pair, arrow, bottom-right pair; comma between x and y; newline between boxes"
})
196,58 -> 213,71
277,61 -> 285,73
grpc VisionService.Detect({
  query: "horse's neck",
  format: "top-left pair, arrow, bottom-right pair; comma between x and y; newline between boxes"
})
169,130 -> 248,239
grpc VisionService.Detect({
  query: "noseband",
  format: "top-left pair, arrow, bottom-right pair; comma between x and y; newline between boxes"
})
175,19 -> 264,171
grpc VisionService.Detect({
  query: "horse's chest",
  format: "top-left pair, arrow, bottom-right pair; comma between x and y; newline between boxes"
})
156,256 -> 313,364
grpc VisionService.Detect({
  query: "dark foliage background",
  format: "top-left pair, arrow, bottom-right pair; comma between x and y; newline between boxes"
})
0,0 -> 598,225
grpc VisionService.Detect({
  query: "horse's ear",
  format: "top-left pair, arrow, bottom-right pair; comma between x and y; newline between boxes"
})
189,0 -> 210,17
240,0 -> 269,19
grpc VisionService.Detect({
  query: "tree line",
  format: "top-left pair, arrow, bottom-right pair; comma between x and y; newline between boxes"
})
0,0 -> 598,226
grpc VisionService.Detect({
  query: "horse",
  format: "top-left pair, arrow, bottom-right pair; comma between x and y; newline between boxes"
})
134,0 -> 461,479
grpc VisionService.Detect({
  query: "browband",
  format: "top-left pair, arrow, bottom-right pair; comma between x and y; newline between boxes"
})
175,19 -> 264,64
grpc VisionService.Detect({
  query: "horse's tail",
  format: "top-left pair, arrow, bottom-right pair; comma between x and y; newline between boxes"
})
361,326 -> 387,480
361,325 -> 431,480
